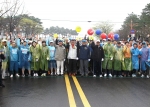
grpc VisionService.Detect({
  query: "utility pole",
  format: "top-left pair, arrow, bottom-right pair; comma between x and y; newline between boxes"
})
131,19 -> 133,30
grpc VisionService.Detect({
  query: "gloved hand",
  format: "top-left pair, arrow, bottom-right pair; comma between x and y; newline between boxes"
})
110,57 -> 113,60
76,57 -> 79,60
36,58 -> 39,62
88,59 -> 91,61
101,58 -> 104,61
47,57 -> 50,60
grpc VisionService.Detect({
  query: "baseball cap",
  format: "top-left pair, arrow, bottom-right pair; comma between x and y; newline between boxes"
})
50,40 -> 54,43
82,40 -> 87,42
96,40 -> 100,42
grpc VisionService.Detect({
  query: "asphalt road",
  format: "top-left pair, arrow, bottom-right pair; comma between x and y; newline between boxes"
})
0,76 -> 150,107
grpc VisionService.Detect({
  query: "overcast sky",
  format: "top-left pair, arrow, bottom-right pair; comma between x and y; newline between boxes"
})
24,0 -> 150,34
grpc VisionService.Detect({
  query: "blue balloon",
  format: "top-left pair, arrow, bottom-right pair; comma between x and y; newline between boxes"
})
114,34 -> 119,40
95,29 -> 102,35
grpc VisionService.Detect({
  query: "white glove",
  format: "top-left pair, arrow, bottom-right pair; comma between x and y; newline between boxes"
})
88,59 -> 91,61
47,57 -> 50,60
76,57 -> 78,60
36,58 -> 39,62
64,59 -> 65,61
110,57 -> 113,60
101,58 -> 104,61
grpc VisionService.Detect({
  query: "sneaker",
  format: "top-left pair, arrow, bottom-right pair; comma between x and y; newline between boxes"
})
141,74 -> 144,78
41,74 -> 44,77
22,74 -> 25,77
119,75 -> 123,78
10,75 -> 13,78
93,75 -> 96,77
99,75 -> 103,78
2,76 -> 5,80
44,73 -> 46,76
104,74 -> 107,77
33,73 -> 36,77
146,75 -> 149,78
35,73 -> 38,77
72,73 -> 76,76
69,73 -> 72,76
16,74 -> 20,77
0,84 -> 5,87
28,75 -> 31,77
132,74 -> 136,77
109,74 -> 112,77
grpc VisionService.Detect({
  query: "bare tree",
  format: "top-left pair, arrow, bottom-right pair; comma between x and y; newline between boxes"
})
2,0 -> 25,39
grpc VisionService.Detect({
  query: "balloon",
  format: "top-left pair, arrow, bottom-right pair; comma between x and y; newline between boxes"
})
75,26 -> 81,33
100,33 -> 107,39
108,33 -> 114,39
87,29 -> 94,35
95,29 -> 102,35
53,34 -> 58,38
114,34 -> 119,40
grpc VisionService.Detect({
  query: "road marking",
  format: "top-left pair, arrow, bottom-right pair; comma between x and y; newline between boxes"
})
65,74 -> 76,107
72,76 -> 91,107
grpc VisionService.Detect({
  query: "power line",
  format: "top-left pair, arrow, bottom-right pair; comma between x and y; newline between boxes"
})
40,19 -> 124,23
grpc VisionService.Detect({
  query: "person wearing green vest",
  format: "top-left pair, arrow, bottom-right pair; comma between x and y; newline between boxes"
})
30,41 -> 40,77
40,40 -> 49,77
102,39 -> 115,77
113,41 -> 124,77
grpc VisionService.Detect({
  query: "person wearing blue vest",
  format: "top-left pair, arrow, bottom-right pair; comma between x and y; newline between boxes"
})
48,41 -> 56,75
131,43 -> 140,77
19,40 -> 31,77
77,40 -> 90,76
9,42 -> 20,78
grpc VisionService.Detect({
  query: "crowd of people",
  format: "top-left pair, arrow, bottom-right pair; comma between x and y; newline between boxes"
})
0,34 -> 150,88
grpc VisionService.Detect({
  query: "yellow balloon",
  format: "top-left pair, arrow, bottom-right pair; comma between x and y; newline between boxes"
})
75,26 -> 81,33
53,34 -> 58,38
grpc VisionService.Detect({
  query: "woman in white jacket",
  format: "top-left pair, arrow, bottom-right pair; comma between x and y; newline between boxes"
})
67,39 -> 78,76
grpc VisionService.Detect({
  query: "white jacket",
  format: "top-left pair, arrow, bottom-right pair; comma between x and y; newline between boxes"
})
67,45 -> 77,59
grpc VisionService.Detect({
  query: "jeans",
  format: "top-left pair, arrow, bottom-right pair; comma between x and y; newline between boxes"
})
80,60 -> 89,75
10,61 -> 18,74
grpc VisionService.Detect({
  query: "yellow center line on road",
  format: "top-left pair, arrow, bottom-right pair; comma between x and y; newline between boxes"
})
72,76 -> 91,107
65,74 -> 76,107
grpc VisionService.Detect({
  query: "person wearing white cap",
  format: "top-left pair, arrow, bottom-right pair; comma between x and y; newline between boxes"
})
67,39 -> 78,76
91,40 -> 104,77
102,38 -> 114,77
1,39 -> 9,79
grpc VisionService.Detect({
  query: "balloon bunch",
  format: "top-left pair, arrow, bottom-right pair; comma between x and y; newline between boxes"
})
75,26 -> 119,40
